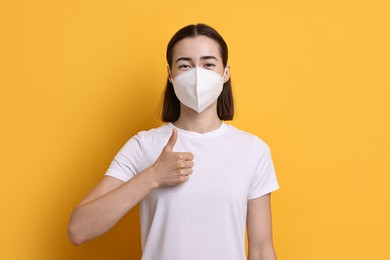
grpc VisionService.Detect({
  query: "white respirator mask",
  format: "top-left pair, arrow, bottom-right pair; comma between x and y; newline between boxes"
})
169,66 -> 228,113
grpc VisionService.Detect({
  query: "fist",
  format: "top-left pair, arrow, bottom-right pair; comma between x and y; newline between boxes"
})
152,129 -> 194,187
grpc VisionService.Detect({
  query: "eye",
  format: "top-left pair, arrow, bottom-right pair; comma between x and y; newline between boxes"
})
178,64 -> 192,70
204,63 -> 216,69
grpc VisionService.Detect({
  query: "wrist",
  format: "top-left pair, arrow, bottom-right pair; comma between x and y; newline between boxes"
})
141,166 -> 160,189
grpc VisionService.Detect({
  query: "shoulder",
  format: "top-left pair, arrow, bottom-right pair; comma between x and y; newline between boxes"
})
225,124 -> 271,154
128,123 -> 172,146
136,123 -> 172,138
113,124 -> 172,159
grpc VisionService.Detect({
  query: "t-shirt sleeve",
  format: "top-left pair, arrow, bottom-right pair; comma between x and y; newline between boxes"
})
104,133 -> 143,182
248,141 -> 280,200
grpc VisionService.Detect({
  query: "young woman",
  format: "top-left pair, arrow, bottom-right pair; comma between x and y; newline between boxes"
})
68,24 -> 280,260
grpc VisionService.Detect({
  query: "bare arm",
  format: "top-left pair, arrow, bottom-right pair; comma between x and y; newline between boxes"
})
68,129 -> 193,245
247,193 -> 277,260
68,170 -> 156,246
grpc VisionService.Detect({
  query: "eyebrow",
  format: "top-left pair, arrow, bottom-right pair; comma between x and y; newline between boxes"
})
175,56 -> 218,63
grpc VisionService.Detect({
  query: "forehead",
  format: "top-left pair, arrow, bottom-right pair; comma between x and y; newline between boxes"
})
172,35 -> 221,60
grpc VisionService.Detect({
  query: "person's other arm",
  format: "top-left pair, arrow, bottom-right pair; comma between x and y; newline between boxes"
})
68,129 -> 193,245
247,193 -> 277,260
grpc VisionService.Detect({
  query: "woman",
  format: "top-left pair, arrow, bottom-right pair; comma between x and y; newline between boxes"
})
68,23 -> 280,260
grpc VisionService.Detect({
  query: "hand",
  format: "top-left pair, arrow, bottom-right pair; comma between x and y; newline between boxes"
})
151,129 -> 194,187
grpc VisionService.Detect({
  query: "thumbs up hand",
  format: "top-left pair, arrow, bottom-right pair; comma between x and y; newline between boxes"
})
151,129 -> 194,187
163,128 -> 178,153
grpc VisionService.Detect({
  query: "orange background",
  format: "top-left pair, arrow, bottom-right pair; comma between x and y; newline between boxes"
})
0,1 -> 389,259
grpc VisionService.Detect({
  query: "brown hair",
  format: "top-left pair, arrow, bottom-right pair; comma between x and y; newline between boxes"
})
161,23 -> 234,122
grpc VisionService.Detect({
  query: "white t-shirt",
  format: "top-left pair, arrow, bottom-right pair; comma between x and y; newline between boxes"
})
105,122 -> 279,260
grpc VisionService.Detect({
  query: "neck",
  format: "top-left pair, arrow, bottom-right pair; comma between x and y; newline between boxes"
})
173,103 -> 222,134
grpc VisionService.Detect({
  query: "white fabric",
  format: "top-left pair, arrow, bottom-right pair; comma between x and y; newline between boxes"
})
172,67 -> 224,113
105,123 -> 279,260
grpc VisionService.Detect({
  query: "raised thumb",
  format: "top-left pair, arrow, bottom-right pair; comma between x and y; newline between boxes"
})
164,128 -> 177,152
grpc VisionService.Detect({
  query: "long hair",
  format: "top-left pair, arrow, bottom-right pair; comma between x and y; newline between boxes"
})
161,23 -> 234,122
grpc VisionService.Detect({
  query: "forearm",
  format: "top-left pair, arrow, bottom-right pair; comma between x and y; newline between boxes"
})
248,243 -> 277,260
247,194 -> 277,260
68,129 -> 193,246
68,167 -> 157,245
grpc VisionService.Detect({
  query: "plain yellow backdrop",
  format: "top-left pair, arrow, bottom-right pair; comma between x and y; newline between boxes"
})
1,0 -> 389,259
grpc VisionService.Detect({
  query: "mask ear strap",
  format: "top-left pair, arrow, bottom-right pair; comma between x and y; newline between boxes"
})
167,65 -> 173,82
223,64 -> 229,81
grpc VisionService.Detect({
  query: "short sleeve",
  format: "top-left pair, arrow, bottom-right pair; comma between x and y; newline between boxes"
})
104,134 -> 143,182
247,143 -> 280,200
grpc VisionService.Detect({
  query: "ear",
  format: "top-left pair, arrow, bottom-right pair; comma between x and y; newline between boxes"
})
167,65 -> 173,83
223,64 -> 230,83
